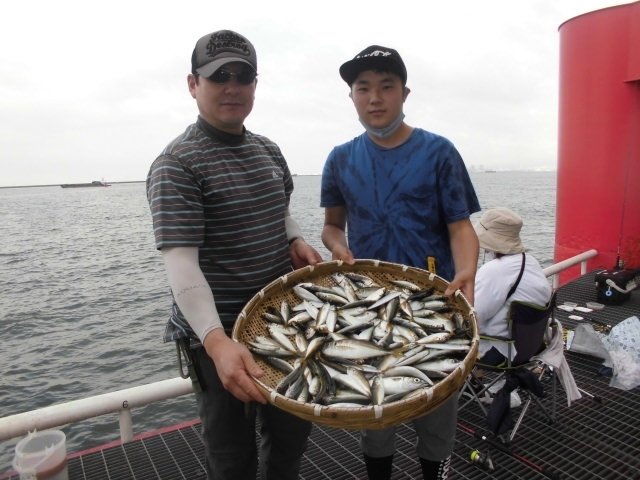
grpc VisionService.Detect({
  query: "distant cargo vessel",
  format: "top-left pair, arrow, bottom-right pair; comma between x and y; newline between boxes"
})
60,180 -> 111,188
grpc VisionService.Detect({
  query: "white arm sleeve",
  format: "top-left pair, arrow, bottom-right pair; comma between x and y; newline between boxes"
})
284,209 -> 304,243
161,246 -> 223,342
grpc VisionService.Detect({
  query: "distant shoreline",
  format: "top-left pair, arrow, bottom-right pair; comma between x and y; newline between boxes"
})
0,171 -> 555,189
0,176 -> 321,189
0,180 -> 146,189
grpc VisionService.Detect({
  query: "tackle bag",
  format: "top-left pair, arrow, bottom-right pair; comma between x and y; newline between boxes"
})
594,269 -> 640,305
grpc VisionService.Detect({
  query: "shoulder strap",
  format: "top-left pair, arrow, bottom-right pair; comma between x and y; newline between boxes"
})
505,252 -> 526,301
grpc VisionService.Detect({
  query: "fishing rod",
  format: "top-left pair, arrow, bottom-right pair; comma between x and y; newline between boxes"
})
457,421 -> 562,480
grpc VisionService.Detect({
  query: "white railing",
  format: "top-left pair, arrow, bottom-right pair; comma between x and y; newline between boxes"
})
0,378 -> 193,443
543,249 -> 598,288
0,249 -> 599,445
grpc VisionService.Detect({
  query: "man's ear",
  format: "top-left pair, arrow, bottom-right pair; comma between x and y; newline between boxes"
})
188,74 -> 198,99
403,86 -> 411,101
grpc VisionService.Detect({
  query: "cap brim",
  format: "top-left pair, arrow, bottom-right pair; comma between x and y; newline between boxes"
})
196,57 -> 255,78
339,57 -> 403,85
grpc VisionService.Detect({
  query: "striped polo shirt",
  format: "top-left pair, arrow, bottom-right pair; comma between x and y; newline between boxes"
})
147,117 -> 294,342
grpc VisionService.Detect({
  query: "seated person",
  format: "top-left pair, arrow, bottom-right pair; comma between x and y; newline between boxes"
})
473,207 -> 552,367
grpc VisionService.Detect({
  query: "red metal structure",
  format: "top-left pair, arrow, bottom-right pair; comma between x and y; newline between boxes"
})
555,1 -> 640,284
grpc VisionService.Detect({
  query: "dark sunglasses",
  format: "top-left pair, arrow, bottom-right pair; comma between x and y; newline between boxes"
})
208,68 -> 257,85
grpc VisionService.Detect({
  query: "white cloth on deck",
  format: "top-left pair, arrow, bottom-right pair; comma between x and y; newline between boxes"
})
569,324 -> 611,360
601,316 -> 640,391
533,319 -> 582,406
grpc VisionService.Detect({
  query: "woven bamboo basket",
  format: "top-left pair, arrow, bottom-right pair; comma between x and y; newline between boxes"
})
231,259 -> 479,430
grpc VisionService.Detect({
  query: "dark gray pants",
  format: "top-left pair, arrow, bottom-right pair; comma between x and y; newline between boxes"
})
192,347 -> 312,480
360,393 -> 458,460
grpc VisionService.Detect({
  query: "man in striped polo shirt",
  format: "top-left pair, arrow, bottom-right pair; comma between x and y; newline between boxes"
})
146,30 -> 322,480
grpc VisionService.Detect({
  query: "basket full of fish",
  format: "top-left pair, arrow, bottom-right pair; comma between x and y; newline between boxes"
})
231,259 -> 479,429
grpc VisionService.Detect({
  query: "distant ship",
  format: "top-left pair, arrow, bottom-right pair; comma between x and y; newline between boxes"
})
60,180 -> 111,188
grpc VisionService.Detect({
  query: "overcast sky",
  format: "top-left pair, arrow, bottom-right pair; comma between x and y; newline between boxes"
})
0,0 -> 629,186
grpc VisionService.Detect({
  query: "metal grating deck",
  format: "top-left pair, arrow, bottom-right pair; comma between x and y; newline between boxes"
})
3,272 -> 639,479
553,270 -> 640,332
3,349 -> 638,480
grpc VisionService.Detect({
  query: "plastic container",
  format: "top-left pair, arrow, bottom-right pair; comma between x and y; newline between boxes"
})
12,430 -> 68,480
586,301 -> 605,310
563,301 -> 578,308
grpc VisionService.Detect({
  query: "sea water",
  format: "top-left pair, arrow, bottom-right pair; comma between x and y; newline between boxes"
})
0,171 -> 556,469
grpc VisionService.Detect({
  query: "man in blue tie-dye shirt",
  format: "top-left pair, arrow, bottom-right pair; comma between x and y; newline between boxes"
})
320,45 -> 481,480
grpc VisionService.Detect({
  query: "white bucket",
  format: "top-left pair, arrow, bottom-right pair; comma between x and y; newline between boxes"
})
12,429 -> 68,480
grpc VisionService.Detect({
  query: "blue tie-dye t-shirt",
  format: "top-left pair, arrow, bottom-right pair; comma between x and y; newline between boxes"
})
320,128 -> 480,281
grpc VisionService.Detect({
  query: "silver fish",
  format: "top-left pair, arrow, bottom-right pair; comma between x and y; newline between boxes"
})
391,324 -> 419,343
332,367 -> 371,397
315,291 -> 350,305
326,304 -> 338,333
391,317 -> 427,337
288,310 -> 313,327
414,358 -> 462,373
452,312 -> 466,331
316,302 -> 331,328
393,347 -> 448,367
268,323 -> 298,353
263,306 -> 284,324
352,325 -> 375,341
390,279 -> 422,292
276,363 -> 305,394
368,291 -> 403,311
381,376 -> 430,395
331,272 -> 359,302
323,391 -> 371,405
285,371 -> 307,399
322,339 -> 390,360
265,356 -> 294,373
344,272 -> 380,287
293,285 -> 322,303
412,316 -> 455,333
247,345 -> 294,358
248,271 -> 472,408
303,300 -> 320,320
360,287 -> 387,302
416,332 -> 453,344
338,310 -> 378,326
371,375 -> 385,405
281,300 -> 291,323
296,381 -> 310,402
398,297 -> 414,319
420,300 -> 449,311
381,365 -> 434,385
303,336 -> 326,361
294,331 -> 308,354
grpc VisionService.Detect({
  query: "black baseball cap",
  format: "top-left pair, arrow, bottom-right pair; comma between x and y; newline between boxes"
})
191,30 -> 257,77
339,45 -> 407,86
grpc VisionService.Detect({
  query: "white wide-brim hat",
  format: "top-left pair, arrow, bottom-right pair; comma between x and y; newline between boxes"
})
473,207 -> 525,254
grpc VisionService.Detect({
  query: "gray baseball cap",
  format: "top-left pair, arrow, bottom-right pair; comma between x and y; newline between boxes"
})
191,30 -> 257,77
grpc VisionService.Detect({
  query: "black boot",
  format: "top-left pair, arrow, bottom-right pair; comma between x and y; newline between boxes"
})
363,454 -> 393,480
419,455 -> 451,480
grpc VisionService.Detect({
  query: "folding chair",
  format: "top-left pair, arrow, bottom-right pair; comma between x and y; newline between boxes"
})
459,293 -> 558,442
